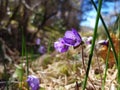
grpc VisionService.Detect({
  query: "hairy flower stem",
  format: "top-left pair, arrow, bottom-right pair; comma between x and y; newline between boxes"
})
95,49 -> 102,86
81,45 -> 96,90
82,0 -> 103,90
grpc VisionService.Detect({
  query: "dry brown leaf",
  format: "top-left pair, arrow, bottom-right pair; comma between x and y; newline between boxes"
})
98,33 -> 119,67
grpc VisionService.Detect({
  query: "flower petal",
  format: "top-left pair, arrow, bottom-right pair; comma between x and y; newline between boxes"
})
72,28 -> 82,47
38,46 -> 46,54
98,40 -> 108,45
64,31 -> 76,40
27,75 -> 40,90
54,38 -> 69,53
63,37 -> 76,46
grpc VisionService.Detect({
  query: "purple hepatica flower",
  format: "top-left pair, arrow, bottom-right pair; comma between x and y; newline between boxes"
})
27,75 -> 40,90
36,38 -> 41,45
54,38 -> 69,53
97,40 -> 109,46
63,28 -> 82,47
86,36 -> 93,44
38,46 -> 46,54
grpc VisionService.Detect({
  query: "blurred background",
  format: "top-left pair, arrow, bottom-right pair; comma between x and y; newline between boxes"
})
0,0 -> 120,89
0,0 -> 120,60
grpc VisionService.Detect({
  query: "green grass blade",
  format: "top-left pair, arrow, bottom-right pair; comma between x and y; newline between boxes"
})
26,50 -> 30,90
82,0 -> 103,89
117,15 -> 120,90
102,45 -> 110,90
22,30 -> 26,57
90,0 -> 118,67
26,50 -> 29,76
91,0 -> 119,89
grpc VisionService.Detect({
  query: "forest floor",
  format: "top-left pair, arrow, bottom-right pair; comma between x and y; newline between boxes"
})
0,28 -> 119,90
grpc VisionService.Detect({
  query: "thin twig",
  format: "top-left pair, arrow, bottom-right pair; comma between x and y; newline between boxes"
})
6,0 -> 21,28
0,81 -> 19,84
22,0 -> 41,12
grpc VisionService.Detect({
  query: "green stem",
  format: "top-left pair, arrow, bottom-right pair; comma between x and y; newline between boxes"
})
82,0 -> 103,90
